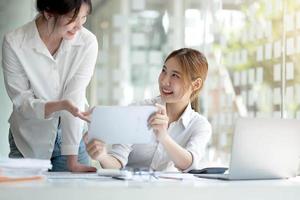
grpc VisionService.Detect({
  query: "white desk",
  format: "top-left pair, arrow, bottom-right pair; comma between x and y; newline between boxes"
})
1,173 -> 300,200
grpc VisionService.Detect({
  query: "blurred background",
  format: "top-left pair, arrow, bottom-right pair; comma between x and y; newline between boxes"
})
0,0 -> 299,166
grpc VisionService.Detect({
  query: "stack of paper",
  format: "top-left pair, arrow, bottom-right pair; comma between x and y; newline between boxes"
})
0,157 -> 52,183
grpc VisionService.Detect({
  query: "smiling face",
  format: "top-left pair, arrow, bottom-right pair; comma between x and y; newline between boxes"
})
49,3 -> 89,40
158,57 -> 193,105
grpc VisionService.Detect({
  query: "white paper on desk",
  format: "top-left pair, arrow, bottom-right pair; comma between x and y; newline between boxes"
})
155,172 -> 197,181
88,106 -> 157,144
45,172 -> 110,180
0,158 -> 52,177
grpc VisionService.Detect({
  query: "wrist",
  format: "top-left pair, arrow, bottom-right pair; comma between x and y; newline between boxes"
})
60,100 -> 68,111
45,101 -> 62,118
97,152 -> 109,162
157,131 -> 170,143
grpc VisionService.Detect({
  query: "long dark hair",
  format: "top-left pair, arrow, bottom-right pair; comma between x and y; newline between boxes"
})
165,48 -> 208,112
36,0 -> 92,24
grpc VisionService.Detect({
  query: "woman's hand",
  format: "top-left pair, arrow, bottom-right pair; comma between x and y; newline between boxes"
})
84,133 -> 107,161
61,99 -> 80,117
148,103 -> 169,142
77,107 -> 94,123
45,100 -> 93,122
61,100 -> 93,122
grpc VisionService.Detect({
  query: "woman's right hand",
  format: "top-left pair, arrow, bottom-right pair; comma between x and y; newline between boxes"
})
45,99 -> 80,119
61,99 -> 80,117
84,133 -> 107,161
61,100 -> 93,122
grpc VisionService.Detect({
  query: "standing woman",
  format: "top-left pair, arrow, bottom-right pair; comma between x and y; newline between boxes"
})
2,0 -> 98,172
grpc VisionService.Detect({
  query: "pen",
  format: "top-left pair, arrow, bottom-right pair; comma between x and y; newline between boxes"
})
112,176 -> 130,181
158,176 -> 183,181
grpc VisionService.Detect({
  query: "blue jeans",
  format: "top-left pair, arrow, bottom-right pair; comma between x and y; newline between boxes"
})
8,128 -> 89,172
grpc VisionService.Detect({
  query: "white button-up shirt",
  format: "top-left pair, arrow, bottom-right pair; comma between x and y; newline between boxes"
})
108,97 -> 212,172
2,20 -> 98,159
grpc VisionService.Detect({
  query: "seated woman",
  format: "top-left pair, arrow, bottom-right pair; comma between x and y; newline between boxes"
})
86,48 -> 211,172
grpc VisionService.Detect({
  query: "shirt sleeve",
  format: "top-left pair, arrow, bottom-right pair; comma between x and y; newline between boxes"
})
182,118 -> 212,172
2,35 -> 46,120
60,36 -> 98,155
108,144 -> 133,168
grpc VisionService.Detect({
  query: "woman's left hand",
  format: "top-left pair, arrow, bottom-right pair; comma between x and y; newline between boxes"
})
148,103 -> 169,142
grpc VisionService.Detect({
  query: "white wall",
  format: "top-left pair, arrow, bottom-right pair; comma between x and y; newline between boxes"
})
0,0 -> 36,157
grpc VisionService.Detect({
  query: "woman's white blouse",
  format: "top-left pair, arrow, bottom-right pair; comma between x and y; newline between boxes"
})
108,97 -> 212,172
2,20 -> 98,159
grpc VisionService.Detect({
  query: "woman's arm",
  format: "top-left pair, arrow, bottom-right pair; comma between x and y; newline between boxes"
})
59,35 -> 98,156
85,137 -> 122,169
2,35 -> 47,120
148,104 -> 193,171
44,99 -> 83,119
158,135 -> 193,171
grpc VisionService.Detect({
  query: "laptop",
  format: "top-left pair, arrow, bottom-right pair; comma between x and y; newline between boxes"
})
196,117 -> 300,180
88,105 -> 157,144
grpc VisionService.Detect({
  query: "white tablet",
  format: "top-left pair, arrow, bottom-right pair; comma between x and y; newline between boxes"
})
88,105 -> 157,144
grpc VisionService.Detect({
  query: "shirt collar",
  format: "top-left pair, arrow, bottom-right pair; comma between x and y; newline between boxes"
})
21,19 -> 84,60
177,102 -> 193,128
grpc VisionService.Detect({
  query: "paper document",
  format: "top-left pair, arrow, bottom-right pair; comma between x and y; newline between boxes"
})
155,172 -> 196,181
0,158 -> 51,183
45,172 -> 110,180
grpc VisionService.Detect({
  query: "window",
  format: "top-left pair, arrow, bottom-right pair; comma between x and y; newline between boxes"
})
88,0 -> 299,166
